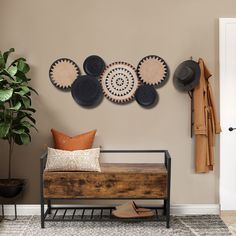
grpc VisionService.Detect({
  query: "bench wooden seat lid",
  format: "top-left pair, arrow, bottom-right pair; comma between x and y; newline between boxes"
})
44,163 -> 167,174
100,163 -> 167,174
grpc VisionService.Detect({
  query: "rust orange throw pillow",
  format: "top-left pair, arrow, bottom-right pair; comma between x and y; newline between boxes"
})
51,129 -> 96,151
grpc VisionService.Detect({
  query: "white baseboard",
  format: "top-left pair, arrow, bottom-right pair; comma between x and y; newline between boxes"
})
171,204 -> 220,215
1,204 -> 220,216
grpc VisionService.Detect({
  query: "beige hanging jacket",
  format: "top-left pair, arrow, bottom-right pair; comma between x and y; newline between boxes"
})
193,58 -> 221,173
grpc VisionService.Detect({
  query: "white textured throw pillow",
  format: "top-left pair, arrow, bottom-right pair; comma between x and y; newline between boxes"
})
45,147 -> 101,172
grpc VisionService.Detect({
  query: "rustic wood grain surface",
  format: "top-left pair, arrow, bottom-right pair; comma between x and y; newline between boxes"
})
44,163 -> 167,199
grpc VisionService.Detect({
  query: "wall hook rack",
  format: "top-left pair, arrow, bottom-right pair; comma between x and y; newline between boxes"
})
188,90 -> 194,138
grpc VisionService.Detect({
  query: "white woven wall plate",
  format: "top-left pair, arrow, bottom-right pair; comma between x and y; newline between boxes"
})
100,62 -> 139,103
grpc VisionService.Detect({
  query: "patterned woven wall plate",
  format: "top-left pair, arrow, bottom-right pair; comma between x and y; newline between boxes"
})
100,62 -> 139,103
137,55 -> 169,87
49,58 -> 80,90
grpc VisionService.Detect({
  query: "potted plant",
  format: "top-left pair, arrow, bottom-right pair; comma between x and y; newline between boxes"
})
0,48 -> 37,198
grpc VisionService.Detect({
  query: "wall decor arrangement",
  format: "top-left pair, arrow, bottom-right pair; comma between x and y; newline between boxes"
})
49,54 -> 169,108
49,58 -> 80,90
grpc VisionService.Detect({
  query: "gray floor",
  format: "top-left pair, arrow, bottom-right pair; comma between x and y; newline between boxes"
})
0,215 -> 231,236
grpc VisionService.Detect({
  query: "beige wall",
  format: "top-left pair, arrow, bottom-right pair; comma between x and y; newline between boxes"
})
0,0 -> 233,204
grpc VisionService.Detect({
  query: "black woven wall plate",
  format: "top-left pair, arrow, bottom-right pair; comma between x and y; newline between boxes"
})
71,75 -> 103,107
135,84 -> 159,108
83,55 -> 106,77
49,58 -> 80,91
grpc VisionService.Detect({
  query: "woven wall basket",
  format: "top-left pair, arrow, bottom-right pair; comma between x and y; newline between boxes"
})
100,62 -> 140,104
137,55 -> 169,87
49,58 -> 80,90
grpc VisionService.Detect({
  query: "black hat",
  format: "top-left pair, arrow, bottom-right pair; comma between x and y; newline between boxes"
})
71,75 -> 103,107
135,84 -> 159,108
173,60 -> 200,91
83,55 -> 105,77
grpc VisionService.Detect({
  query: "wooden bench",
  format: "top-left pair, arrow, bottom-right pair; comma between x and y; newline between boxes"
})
40,150 -> 171,228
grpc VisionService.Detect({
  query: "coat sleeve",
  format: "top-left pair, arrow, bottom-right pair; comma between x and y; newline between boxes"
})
207,83 -> 221,134
193,59 -> 209,135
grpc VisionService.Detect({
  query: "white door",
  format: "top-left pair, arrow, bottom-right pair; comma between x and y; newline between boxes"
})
220,18 -> 236,210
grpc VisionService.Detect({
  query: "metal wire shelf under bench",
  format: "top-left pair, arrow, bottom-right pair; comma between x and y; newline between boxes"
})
43,205 -> 168,223
40,150 -> 171,228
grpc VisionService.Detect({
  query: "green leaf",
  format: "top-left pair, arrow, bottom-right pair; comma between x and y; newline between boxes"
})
17,111 -> 36,124
13,134 -> 23,145
20,86 -> 30,94
9,101 -> 21,111
0,88 -> 13,102
28,86 -> 38,95
20,120 -> 32,128
10,57 -> 26,68
12,128 -> 25,134
7,64 -> 18,77
17,60 -> 30,73
8,79 -> 22,84
0,56 -> 5,70
25,114 -> 36,124
3,48 -> 14,63
15,71 -> 27,82
21,96 -> 31,108
0,122 -> 10,138
15,91 -> 25,96
21,120 -> 38,132
21,108 -> 36,113
20,133 -> 30,144
15,87 -> 30,97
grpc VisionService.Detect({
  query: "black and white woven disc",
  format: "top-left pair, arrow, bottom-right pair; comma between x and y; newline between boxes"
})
137,55 -> 169,87
100,62 -> 140,103
49,58 -> 80,90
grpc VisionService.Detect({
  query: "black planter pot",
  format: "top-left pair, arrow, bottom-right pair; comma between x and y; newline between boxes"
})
0,179 -> 25,198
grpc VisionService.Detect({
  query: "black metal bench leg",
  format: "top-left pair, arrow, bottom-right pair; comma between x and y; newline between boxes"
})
163,200 -> 167,215
40,152 -> 46,228
41,198 -> 45,228
1,204 -> 4,219
165,151 -> 171,228
47,199 -> 51,214
166,199 -> 170,228
14,204 -> 17,220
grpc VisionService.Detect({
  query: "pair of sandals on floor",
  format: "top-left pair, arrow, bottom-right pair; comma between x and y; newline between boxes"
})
112,201 -> 155,219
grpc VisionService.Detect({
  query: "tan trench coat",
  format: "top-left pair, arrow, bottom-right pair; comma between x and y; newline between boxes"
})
193,58 -> 221,173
